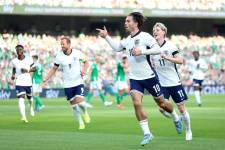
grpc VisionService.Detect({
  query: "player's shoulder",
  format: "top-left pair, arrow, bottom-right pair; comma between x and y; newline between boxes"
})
165,41 -> 177,48
139,31 -> 153,38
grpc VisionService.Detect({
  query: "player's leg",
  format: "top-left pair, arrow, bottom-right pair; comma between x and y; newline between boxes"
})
74,85 -> 91,124
158,87 -> 172,118
143,78 -> 181,134
116,89 -> 125,109
130,79 -> 154,146
33,84 -> 41,111
16,86 -> 28,122
86,81 -> 94,103
26,86 -> 35,117
193,79 -> 202,106
171,85 -> 192,140
67,85 -> 91,129
178,104 -> 192,141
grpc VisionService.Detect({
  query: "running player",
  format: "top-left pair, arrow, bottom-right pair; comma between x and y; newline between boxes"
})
43,37 -> 91,130
188,51 -> 208,106
97,12 -> 182,146
152,22 -> 192,141
115,55 -> 129,109
31,51 -> 45,112
85,57 -> 113,107
11,45 -> 35,123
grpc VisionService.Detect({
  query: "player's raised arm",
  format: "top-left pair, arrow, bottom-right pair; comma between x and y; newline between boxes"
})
96,26 -> 124,52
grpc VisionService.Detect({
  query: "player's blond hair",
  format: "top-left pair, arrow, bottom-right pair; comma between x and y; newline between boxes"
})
153,22 -> 167,37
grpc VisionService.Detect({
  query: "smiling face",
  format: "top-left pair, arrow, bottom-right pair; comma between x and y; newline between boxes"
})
61,38 -> 70,54
153,26 -> 166,41
124,15 -> 138,33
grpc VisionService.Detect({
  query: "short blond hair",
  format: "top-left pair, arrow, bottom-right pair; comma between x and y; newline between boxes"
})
153,22 -> 167,37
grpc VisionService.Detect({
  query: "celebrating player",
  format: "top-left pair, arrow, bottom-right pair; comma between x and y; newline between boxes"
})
152,22 -> 192,141
43,37 -> 91,130
96,12 -> 182,146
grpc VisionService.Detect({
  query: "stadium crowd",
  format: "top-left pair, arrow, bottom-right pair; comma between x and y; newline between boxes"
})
1,0 -> 225,11
0,31 -> 224,89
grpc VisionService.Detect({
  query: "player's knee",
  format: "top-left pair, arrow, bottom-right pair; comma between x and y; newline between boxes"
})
133,100 -> 141,107
178,105 -> 185,113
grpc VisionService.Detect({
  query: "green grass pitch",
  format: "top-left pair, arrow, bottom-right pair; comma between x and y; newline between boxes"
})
0,94 -> 225,150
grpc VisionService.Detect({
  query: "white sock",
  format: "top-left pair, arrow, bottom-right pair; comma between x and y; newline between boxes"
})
171,110 -> 179,122
78,101 -> 88,114
28,98 -> 34,114
181,110 -> 191,132
18,97 -> 26,119
72,104 -> 84,125
159,108 -> 172,118
139,119 -> 151,135
194,90 -> 201,104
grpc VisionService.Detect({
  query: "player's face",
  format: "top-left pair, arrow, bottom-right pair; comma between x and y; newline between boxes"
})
16,47 -> 24,57
153,26 -> 165,41
61,39 -> 70,53
193,52 -> 199,60
124,16 -> 138,33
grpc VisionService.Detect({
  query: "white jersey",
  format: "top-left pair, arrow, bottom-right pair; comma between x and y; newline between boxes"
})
189,58 -> 208,80
12,56 -> 33,86
54,49 -> 85,88
119,31 -> 158,80
152,41 -> 181,87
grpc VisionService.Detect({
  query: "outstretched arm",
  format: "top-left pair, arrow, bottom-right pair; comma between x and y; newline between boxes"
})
96,26 -> 124,52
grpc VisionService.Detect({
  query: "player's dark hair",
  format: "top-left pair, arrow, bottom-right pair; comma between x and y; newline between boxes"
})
61,37 -> 71,44
128,12 -> 145,28
15,44 -> 24,49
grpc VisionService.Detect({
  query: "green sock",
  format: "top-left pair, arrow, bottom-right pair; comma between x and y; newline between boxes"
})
36,96 -> 43,107
86,92 -> 93,102
116,93 -> 122,104
33,96 -> 39,111
99,92 -> 106,103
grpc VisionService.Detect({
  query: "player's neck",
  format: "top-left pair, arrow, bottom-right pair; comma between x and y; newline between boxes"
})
64,48 -> 72,55
157,38 -> 166,47
130,29 -> 140,37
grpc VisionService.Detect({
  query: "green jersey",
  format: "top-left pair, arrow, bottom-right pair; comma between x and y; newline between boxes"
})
32,63 -> 43,84
115,63 -> 126,81
90,63 -> 98,81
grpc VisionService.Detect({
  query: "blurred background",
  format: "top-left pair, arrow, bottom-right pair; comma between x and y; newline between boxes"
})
0,0 -> 224,97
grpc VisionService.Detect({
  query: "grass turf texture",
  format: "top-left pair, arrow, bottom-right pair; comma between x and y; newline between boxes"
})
0,94 -> 225,150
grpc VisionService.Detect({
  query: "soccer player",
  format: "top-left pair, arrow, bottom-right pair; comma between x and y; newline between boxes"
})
96,12 -> 182,146
11,45 -> 35,123
43,37 -> 91,130
188,51 -> 208,106
85,57 -> 113,107
115,55 -> 129,109
31,51 -> 45,112
151,22 -> 192,141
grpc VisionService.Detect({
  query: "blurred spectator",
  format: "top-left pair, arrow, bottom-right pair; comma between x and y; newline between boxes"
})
0,31 -> 224,89
0,0 -> 224,11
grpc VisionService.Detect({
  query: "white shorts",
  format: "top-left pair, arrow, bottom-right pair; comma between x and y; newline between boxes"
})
89,81 -> 102,90
115,81 -> 128,91
32,84 -> 42,93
